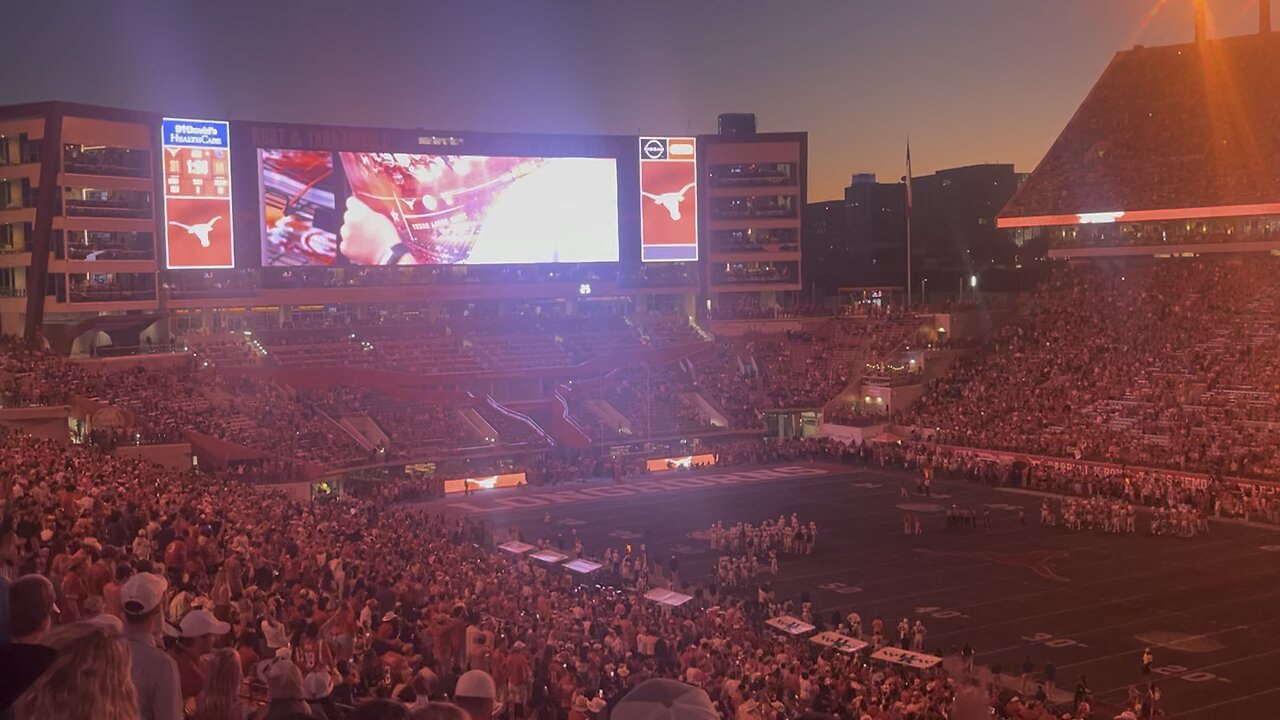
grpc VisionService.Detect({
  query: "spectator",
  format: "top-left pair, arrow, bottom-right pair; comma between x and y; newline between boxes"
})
256,659 -> 312,720
121,572 -> 184,720
8,574 -> 57,644
171,608 -> 232,705
195,648 -> 249,720
452,670 -> 497,720
11,620 -> 138,720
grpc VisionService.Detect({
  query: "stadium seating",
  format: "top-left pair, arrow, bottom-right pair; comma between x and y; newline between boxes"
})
1002,33 -> 1280,220
906,258 -> 1280,480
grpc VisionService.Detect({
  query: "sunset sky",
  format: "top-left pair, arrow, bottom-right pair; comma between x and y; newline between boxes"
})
4,0 -> 1268,200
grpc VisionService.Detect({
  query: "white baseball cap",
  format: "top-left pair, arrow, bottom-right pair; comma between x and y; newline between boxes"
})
120,572 -> 168,616
167,609 -> 231,638
456,669 -> 497,700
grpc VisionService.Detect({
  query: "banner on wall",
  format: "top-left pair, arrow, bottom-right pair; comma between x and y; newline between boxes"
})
646,453 -> 716,472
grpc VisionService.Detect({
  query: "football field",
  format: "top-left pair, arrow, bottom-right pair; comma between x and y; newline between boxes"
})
439,462 -> 1280,718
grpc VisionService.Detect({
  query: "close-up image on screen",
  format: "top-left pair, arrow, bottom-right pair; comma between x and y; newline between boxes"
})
259,149 -> 340,266
337,152 -> 619,265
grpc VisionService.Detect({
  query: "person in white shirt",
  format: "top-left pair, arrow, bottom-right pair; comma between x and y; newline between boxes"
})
261,602 -> 290,654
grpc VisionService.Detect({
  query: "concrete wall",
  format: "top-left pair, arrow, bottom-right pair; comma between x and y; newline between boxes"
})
75,352 -> 193,374
818,422 -> 887,445
858,382 -> 924,415
113,442 -> 193,470
0,406 -> 71,440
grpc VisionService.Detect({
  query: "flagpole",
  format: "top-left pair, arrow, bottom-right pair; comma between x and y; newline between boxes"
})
905,140 -> 913,307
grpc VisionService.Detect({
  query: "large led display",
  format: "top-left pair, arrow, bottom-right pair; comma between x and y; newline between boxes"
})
260,151 -> 619,266
639,137 -> 698,262
161,118 -> 235,269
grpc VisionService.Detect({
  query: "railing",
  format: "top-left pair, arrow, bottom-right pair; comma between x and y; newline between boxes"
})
69,289 -> 157,302
63,161 -> 150,178
64,201 -> 152,219
484,396 -> 554,447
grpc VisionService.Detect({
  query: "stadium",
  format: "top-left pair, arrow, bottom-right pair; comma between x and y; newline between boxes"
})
1,3 -> 1280,720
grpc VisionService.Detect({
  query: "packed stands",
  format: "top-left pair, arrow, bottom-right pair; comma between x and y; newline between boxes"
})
601,363 -> 707,437
1001,33 -> 1280,221
299,385 -> 480,454
0,338 -> 366,467
0,428 -> 996,720
905,257 -> 1280,480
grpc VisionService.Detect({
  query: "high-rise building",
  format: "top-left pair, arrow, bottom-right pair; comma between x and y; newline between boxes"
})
800,200 -> 845,298
700,117 -> 807,315
802,165 -> 1022,300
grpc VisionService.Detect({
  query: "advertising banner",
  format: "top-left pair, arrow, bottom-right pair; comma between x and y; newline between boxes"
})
646,453 -> 716,472
639,137 -> 698,262
442,472 -> 526,494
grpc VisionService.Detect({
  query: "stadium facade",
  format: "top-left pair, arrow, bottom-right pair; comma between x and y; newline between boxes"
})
0,102 -> 805,354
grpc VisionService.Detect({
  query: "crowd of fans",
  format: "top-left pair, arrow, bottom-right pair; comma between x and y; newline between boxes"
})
1002,35 -> 1280,221
906,260 -> 1280,481
0,427 -> 1007,720
0,337 -> 368,469
300,386 -> 480,456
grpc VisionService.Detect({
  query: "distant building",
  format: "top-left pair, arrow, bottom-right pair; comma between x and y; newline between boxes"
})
802,164 -> 1022,300
800,200 -> 844,299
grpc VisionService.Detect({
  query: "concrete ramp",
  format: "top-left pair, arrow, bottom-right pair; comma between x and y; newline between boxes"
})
460,407 -> 499,444
681,391 -> 729,428
587,398 -> 633,435
339,415 -> 384,452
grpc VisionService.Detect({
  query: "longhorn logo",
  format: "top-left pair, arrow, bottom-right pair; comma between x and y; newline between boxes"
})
168,216 -> 221,247
641,183 -> 696,221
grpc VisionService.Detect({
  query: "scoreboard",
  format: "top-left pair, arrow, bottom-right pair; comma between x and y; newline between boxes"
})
160,118 -> 235,269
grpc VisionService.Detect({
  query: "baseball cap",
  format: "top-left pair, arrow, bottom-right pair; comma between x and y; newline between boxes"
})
121,572 -> 168,616
303,671 -> 334,700
168,609 -> 231,638
455,669 -> 497,700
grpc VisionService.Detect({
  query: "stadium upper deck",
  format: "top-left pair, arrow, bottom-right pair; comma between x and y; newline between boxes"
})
998,29 -> 1280,257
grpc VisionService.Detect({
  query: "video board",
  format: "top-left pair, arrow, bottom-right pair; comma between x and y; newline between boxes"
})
161,118 -> 235,269
259,150 -> 619,266
639,136 -> 698,262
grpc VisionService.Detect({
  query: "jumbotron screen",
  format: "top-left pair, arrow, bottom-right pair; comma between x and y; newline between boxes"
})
259,150 -> 619,266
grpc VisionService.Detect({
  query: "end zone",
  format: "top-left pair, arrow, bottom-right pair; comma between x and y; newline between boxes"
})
445,464 -> 832,513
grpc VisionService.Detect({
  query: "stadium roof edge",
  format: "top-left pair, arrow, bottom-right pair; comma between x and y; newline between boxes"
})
997,30 -> 1280,224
